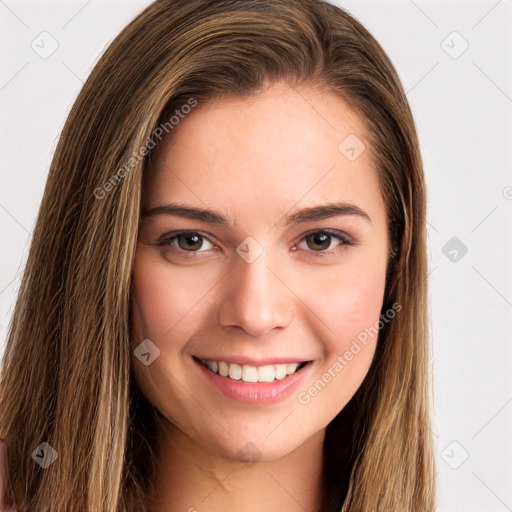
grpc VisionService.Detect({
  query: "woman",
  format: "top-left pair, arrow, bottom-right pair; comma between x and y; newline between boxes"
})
0,0 -> 436,510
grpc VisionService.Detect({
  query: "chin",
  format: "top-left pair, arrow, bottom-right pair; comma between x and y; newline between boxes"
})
202,428 -> 308,464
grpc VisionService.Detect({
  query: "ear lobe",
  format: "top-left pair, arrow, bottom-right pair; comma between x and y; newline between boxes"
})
0,440 -> 19,512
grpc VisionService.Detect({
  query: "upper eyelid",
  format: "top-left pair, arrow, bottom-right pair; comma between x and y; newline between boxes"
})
157,230 -> 217,247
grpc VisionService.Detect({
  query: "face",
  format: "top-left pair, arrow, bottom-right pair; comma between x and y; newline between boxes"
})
131,82 -> 389,462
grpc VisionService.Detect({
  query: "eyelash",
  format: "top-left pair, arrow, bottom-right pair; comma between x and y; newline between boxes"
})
156,229 -> 354,260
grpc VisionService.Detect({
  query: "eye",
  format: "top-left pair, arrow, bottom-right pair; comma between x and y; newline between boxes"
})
293,229 -> 354,258
157,231 -> 215,253
156,229 -> 354,260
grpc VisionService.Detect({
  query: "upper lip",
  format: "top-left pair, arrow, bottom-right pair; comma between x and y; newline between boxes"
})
193,355 -> 311,366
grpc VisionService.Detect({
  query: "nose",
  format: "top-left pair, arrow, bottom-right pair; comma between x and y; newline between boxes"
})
218,248 -> 295,337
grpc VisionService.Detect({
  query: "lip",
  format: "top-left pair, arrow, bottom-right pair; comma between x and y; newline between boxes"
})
193,357 -> 313,405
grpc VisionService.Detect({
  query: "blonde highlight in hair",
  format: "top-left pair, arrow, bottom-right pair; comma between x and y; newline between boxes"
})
0,0 -> 436,510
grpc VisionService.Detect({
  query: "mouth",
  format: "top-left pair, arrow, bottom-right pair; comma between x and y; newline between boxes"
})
192,356 -> 312,384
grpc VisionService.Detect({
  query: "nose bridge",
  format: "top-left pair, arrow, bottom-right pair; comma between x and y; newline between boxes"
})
218,243 -> 295,336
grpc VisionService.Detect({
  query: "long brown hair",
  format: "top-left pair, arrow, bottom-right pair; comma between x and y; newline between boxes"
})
0,0 -> 436,510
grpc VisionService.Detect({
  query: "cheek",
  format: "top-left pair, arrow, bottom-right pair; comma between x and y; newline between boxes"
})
299,252 -> 388,352
293,271 -> 385,419
292,251 -> 387,408
329,273 -> 386,344
131,250 -> 216,344
130,253 -> 212,431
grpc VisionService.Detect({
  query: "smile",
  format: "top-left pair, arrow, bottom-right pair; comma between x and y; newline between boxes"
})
193,355 -> 313,405
195,357 -> 309,383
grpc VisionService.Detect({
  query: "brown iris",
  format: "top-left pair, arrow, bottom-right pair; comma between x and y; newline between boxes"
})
305,232 -> 331,251
176,233 -> 204,251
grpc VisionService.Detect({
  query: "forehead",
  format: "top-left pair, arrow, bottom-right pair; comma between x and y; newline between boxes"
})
143,84 -> 385,228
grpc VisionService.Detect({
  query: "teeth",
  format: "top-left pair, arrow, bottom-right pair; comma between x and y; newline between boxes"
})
228,363 -> 242,380
274,364 -> 287,380
218,361 -> 229,377
243,365 -> 259,383
201,358 -> 305,383
257,365 -> 274,382
286,363 -> 299,375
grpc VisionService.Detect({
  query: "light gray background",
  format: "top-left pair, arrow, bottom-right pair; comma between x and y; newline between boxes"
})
1,1 -> 511,510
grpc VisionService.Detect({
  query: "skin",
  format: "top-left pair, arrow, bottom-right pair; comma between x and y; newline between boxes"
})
131,81 -> 389,512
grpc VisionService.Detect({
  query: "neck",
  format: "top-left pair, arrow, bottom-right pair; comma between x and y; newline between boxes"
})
149,414 -> 325,512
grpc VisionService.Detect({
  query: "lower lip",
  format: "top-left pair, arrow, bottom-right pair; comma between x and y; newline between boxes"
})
194,358 -> 312,405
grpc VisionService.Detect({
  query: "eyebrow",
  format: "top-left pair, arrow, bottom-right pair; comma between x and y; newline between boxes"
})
141,201 -> 372,226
